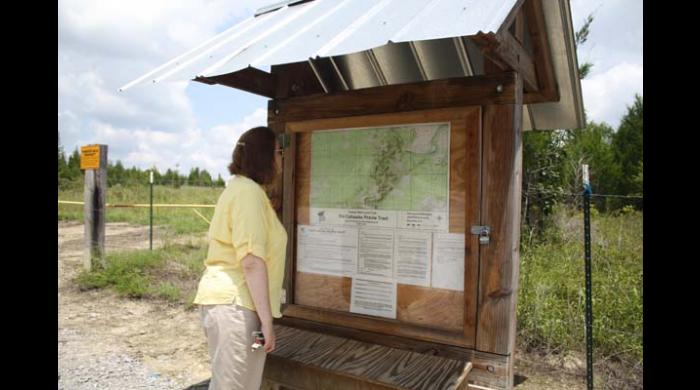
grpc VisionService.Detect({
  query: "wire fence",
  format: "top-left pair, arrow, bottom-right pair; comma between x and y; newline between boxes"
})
522,189 -> 643,199
58,182 -> 643,389
59,178 -> 227,189
517,188 -> 643,390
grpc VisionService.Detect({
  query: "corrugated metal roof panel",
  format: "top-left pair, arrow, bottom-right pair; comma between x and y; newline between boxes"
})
332,53 -> 381,89
372,43 -> 423,84
121,0 -> 517,86
413,39 -> 472,80
120,0 -> 584,131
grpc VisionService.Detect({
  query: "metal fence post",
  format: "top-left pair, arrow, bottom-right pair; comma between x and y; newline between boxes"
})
582,164 -> 593,390
149,170 -> 154,250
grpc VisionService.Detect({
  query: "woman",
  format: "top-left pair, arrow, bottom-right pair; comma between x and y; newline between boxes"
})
193,126 -> 287,390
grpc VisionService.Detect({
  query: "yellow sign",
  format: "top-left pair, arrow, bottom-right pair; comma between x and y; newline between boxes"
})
80,145 -> 101,170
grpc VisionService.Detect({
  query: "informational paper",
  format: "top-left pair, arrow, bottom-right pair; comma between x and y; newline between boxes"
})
394,230 -> 431,287
296,225 -> 358,277
398,211 -> 449,232
431,232 -> 465,291
358,228 -> 394,278
310,208 -> 396,229
350,276 -> 397,319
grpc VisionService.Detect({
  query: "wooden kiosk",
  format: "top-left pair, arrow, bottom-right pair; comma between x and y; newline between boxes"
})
124,0 -> 583,388
263,75 -> 521,389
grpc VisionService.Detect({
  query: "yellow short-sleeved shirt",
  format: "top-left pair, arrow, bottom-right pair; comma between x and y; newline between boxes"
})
193,175 -> 288,318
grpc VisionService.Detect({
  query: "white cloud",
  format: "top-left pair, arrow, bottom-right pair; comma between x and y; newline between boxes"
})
570,0 -> 642,75
210,108 -> 268,146
581,62 -> 643,128
58,0 -> 264,61
68,107 -> 269,179
59,0 -> 642,180
58,0 -> 269,178
183,108 -> 269,178
569,0 -> 642,128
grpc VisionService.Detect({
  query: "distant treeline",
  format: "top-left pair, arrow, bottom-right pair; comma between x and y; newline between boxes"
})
57,149 -> 226,188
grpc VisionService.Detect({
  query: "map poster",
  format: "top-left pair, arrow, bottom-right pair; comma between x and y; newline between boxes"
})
302,122 -> 453,320
309,122 -> 450,230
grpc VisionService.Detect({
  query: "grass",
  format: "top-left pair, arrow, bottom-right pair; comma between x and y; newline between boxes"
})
58,181 -> 222,234
517,205 -> 642,388
76,240 -> 207,307
63,181 -> 643,387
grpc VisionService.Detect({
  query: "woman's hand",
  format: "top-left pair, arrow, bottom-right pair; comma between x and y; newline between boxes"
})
260,321 -> 276,353
241,254 -> 276,353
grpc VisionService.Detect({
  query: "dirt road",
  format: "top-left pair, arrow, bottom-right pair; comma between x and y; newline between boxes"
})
58,222 -> 211,389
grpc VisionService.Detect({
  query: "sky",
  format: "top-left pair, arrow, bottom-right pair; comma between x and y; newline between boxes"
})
58,0 -> 643,180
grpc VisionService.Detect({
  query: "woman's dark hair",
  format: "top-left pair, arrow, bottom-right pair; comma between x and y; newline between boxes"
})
228,126 -> 277,185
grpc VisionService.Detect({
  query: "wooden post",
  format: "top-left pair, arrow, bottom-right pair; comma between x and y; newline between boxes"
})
149,170 -> 154,251
476,72 -> 523,389
82,144 -> 108,271
268,116 -> 296,307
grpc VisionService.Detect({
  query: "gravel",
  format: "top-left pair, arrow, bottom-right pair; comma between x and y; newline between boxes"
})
59,328 -> 185,390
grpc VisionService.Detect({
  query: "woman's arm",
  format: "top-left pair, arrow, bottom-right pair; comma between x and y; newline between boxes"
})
241,254 -> 276,353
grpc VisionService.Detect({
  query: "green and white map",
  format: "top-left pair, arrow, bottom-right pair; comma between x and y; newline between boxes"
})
310,123 -> 450,217
298,122 -> 464,306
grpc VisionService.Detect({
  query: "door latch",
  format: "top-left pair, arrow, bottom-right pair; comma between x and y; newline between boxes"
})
470,225 -> 491,245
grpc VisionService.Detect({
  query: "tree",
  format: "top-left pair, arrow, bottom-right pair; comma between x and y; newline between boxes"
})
163,169 -> 174,185
631,160 -> 642,192
611,94 -> 643,208
520,12 -> 597,231
188,167 -> 201,186
575,14 -> 594,80
56,143 -> 226,191
67,148 -> 82,181
215,174 -> 226,187
152,168 -> 162,185
631,160 -> 643,207
109,160 -> 125,186
562,122 -> 621,211
521,130 -> 567,232
58,132 -> 70,184
57,131 -> 65,167
199,169 -> 213,186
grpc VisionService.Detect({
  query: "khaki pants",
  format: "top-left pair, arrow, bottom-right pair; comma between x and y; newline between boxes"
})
200,303 -> 266,390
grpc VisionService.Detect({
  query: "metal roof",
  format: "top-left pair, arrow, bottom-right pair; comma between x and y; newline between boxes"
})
120,0 -> 584,131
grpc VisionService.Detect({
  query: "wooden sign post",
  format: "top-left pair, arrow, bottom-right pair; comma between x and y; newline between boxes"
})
81,144 -> 108,271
